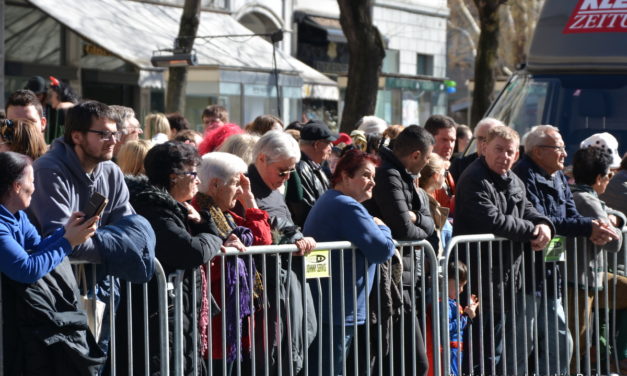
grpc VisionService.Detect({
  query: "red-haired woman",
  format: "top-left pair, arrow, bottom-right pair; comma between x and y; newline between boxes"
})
303,149 -> 395,375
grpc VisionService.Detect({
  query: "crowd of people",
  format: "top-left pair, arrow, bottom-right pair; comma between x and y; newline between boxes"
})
1,76 -> 627,376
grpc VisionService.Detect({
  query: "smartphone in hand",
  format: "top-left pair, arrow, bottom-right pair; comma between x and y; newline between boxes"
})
83,192 -> 108,220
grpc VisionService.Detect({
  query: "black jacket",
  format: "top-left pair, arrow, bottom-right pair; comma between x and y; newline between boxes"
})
364,147 -> 436,288
111,176 -> 222,376
2,259 -> 106,376
285,153 -> 330,228
454,157 -> 555,300
248,164 -> 304,244
246,164 -> 315,374
449,151 -> 478,183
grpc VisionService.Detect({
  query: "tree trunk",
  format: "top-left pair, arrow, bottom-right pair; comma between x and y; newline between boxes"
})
166,0 -> 202,114
337,0 -> 385,133
470,0 -> 504,127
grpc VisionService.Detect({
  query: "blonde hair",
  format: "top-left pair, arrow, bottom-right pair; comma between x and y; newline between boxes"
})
144,113 -> 170,139
487,125 -> 519,145
418,153 -> 446,189
117,139 -> 153,175
218,133 -> 259,165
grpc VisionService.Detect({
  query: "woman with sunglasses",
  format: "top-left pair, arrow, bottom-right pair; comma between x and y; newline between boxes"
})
567,145 -> 627,373
115,141 -> 223,375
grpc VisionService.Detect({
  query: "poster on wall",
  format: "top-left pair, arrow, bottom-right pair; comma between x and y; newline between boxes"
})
402,98 -> 419,126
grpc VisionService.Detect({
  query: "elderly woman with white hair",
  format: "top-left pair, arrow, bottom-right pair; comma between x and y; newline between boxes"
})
191,151 -> 272,374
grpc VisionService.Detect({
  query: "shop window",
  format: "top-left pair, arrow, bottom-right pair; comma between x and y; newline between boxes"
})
417,54 -> 434,76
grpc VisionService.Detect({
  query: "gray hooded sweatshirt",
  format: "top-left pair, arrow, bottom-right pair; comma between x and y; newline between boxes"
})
30,138 -> 135,263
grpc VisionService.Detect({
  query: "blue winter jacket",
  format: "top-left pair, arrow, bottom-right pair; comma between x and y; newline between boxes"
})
0,204 -> 72,283
304,189 -> 395,325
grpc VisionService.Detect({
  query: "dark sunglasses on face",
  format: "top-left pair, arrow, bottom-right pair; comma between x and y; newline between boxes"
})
177,171 -> 198,178
278,168 -> 296,178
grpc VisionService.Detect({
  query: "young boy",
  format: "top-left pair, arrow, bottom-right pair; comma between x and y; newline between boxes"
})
447,261 -> 479,376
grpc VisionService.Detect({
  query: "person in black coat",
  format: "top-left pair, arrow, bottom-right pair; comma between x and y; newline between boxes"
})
246,131 -> 317,375
110,142 -> 222,376
454,126 -> 555,375
363,125 -> 435,376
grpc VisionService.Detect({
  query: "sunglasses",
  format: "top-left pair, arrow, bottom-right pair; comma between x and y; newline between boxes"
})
278,168 -> 296,177
0,119 -> 15,143
177,171 -> 198,178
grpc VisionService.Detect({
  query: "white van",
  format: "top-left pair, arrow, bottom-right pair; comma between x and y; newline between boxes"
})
484,0 -> 627,158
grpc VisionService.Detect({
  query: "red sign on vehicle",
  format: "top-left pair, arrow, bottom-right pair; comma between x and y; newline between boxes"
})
563,0 -> 627,33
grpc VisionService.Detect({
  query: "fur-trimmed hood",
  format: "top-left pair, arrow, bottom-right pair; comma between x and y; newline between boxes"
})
124,175 -> 186,221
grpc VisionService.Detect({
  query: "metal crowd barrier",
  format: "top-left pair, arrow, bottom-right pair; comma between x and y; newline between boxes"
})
75,259 -> 171,376
3,232 -> 625,376
169,240 -> 440,376
441,231 -> 627,376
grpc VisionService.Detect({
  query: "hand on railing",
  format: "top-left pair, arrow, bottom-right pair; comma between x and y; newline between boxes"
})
463,294 -> 479,320
590,219 -> 618,245
294,237 -> 316,256
531,223 -> 552,251
221,233 -> 246,253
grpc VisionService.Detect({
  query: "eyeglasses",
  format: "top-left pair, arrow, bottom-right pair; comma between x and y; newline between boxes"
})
605,171 -> 615,179
177,171 -> 198,178
476,136 -> 487,142
278,168 -> 296,178
538,145 -> 566,152
87,129 -> 123,141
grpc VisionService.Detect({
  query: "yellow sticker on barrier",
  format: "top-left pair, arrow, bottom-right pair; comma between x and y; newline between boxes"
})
305,250 -> 330,279
544,235 -> 566,262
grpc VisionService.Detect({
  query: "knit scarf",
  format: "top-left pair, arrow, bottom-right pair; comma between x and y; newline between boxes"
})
195,193 -> 253,361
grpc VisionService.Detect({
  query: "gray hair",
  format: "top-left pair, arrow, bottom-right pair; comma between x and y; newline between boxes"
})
523,125 -> 560,154
252,130 -> 301,164
218,133 -> 259,165
356,115 -> 388,135
109,105 -> 135,130
474,117 -> 505,137
198,152 -> 248,192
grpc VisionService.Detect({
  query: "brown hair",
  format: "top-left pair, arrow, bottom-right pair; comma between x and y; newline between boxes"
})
245,114 -> 283,135
1,118 -> 47,160
202,105 -> 229,123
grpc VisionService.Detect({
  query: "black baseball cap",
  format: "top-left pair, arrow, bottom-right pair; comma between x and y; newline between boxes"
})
24,76 -> 47,94
300,120 -> 338,141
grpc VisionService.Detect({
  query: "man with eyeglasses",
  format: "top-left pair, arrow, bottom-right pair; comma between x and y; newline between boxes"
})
110,105 -> 143,158
285,120 -> 337,228
512,125 -> 618,375
29,101 -> 154,352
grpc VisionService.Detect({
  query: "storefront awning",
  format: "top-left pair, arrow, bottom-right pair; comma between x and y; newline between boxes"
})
27,0 -> 337,98
300,14 -> 347,44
